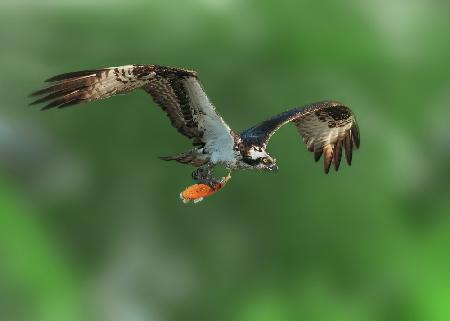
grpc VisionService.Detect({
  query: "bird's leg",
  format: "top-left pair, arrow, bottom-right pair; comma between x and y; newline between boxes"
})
191,165 -> 219,187
219,168 -> 232,185
191,166 -> 210,181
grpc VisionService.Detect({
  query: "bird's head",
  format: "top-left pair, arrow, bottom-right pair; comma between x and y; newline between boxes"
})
241,145 -> 278,172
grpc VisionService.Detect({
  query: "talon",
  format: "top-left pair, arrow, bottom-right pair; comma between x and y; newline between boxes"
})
198,176 -> 222,188
192,166 -> 219,187
223,171 -> 232,182
192,167 -> 212,181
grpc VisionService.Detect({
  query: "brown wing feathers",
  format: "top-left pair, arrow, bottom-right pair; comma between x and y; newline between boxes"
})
318,121 -> 360,173
295,103 -> 360,173
241,101 -> 360,174
30,65 -> 204,142
143,75 -> 201,140
29,67 -> 141,109
30,70 -> 100,109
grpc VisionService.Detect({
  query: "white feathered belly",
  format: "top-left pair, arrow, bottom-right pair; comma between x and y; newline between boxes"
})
206,135 -> 238,167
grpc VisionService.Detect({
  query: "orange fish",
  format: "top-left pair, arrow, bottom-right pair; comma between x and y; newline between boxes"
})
180,174 -> 231,203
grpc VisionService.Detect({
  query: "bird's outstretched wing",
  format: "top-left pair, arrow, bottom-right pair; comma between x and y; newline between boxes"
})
30,65 -> 233,146
240,101 -> 360,173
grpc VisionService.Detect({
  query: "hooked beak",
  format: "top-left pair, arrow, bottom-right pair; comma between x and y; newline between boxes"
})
269,164 -> 279,172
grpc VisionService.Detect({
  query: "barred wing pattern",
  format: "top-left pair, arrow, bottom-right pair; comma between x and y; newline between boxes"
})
30,65 -> 233,147
240,101 -> 360,173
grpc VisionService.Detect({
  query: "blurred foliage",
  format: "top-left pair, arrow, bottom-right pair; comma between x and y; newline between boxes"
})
1,0 -> 450,320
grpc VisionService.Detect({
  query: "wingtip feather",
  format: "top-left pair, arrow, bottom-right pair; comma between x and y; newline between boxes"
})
333,140 -> 342,171
352,125 -> 360,149
314,148 -> 323,162
44,69 -> 99,82
344,132 -> 353,166
323,145 -> 333,174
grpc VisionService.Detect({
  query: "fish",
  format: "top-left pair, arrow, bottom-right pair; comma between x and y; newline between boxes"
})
180,174 -> 231,203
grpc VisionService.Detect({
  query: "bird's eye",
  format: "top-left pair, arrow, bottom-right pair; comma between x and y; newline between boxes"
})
262,157 -> 269,164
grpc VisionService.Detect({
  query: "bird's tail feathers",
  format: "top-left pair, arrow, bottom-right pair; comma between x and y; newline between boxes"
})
159,151 -> 208,167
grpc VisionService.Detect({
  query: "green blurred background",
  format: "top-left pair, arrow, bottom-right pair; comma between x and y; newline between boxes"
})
1,0 -> 450,320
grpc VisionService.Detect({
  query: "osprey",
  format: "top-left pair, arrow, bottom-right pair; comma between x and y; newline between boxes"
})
30,64 -> 360,189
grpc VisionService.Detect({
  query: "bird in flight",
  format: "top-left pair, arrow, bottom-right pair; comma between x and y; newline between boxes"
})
30,64 -> 360,202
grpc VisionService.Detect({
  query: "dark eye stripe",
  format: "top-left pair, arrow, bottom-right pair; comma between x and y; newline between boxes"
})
242,158 -> 260,166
